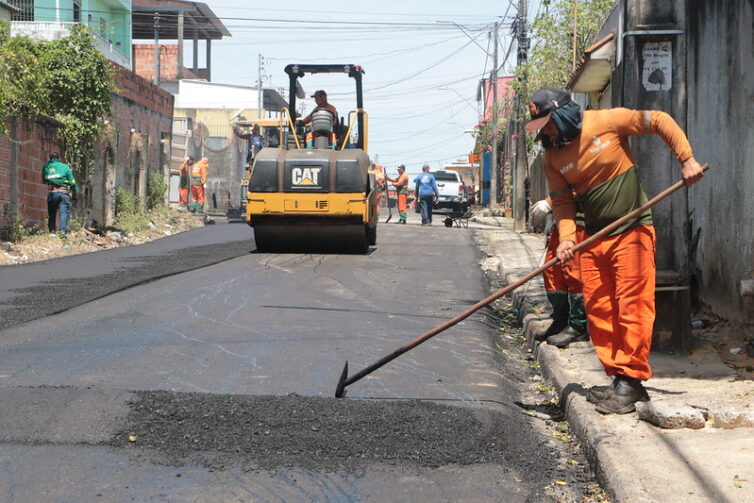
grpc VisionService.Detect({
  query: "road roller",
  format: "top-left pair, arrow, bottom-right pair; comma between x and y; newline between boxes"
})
246,64 -> 380,253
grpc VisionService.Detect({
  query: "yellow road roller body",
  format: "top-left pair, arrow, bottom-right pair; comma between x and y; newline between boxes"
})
246,63 -> 378,253
247,147 -> 380,253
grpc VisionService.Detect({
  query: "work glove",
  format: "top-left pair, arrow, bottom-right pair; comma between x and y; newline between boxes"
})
530,198 -> 552,229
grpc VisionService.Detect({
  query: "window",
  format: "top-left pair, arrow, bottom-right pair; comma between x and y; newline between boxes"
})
9,0 -> 34,21
73,0 -> 81,22
433,171 -> 459,182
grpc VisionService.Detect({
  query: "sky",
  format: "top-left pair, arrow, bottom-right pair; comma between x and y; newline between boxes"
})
185,1 -> 542,178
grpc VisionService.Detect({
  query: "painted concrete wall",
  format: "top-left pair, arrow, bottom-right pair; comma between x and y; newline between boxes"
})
86,0 -> 130,50
32,0 -> 130,63
685,0 -> 754,320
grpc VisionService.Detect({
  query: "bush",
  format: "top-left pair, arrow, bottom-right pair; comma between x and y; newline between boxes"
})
146,171 -> 168,210
114,187 -> 149,233
1,204 -> 46,242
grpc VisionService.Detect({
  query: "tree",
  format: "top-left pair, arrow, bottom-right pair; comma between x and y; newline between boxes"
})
515,0 -> 616,103
37,24 -> 114,174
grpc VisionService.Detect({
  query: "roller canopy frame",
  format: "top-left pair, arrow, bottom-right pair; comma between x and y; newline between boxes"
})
284,64 -> 365,150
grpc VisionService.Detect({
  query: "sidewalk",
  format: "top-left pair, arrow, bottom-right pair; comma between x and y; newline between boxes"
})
474,217 -> 754,503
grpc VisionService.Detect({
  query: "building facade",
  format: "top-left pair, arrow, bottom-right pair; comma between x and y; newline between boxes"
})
9,0 -> 132,69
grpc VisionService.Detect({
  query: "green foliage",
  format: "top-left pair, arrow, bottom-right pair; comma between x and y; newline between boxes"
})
475,95 -> 515,153
0,19 -> 10,45
146,171 -> 168,210
0,36 -> 46,121
115,187 -> 142,217
516,0 -> 616,103
38,25 -> 114,174
1,203 -> 46,242
0,24 -> 114,177
114,188 -> 150,234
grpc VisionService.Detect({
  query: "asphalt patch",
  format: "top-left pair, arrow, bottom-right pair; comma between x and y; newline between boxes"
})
117,391 -> 550,472
0,240 -> 251,330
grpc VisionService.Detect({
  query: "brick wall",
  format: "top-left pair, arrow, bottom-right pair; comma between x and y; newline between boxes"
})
0,119 -> 65,229
133,44 -> 177,83
0,64 -> 174,231
132,44 -> 207,83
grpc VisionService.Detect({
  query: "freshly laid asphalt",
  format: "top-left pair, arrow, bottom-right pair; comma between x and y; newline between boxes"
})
5,212 -> 750,502
0,221 -> 254,330
0,213 -> 593,502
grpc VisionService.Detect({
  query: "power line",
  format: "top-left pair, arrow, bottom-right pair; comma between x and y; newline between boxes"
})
208,5 -> 504,20
370,37 -> 480,92
26,5 -> 495,29
266,34 -> 464,63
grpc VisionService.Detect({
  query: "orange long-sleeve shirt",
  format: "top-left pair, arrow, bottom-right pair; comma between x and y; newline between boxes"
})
544,108 -> 693,241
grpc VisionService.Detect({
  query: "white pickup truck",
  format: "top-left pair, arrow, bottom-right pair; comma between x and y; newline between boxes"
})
432,170 -> 469,214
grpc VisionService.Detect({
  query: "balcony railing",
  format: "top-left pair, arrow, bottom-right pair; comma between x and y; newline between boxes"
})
10,21 -> 131,70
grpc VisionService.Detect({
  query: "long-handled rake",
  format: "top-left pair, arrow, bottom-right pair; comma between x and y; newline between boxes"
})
335,167 -> 709,397
384,184 -> 393,223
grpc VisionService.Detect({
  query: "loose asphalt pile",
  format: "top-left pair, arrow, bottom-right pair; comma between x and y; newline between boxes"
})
117,391 -> 553,473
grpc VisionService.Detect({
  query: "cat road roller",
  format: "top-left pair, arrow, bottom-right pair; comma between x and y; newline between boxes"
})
246,64 -> 380,253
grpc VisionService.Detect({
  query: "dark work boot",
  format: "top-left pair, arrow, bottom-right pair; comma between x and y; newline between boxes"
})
546,326 -> 589,348
594,375 -> 651,415
586,377 -> 618,404
535,318 -> 568,342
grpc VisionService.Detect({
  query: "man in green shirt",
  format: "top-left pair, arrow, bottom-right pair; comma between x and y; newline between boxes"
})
41,152 -> 78,234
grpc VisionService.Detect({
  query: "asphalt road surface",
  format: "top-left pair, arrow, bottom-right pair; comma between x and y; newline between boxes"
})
0,217 -> 574,502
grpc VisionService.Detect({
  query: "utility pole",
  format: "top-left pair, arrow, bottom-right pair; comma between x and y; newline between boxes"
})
153,13 -> 160,86
257,54 -> 263,119
490,22 -> 499,208
513,0 -> 529,230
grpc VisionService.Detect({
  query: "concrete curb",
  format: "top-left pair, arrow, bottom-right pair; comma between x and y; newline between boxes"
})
504,268 -> 654,503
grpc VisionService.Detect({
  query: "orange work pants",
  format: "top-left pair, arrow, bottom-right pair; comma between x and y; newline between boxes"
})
190,184 -> 205,206
179,187 -> 188,205
543,227 -> 583,295
397,193 -> 407,213
579,225 -> 656,380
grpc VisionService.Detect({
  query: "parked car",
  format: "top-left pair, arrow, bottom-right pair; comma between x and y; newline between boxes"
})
432,170 -> 468,214
413,170 -> 469,214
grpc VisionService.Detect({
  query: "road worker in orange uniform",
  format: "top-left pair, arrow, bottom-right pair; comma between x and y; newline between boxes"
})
525,88 -> 704,414
172,156 -> 193,205
386,164 -> 409,224
530,197 -> 588,347
190,157 -> 209,213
